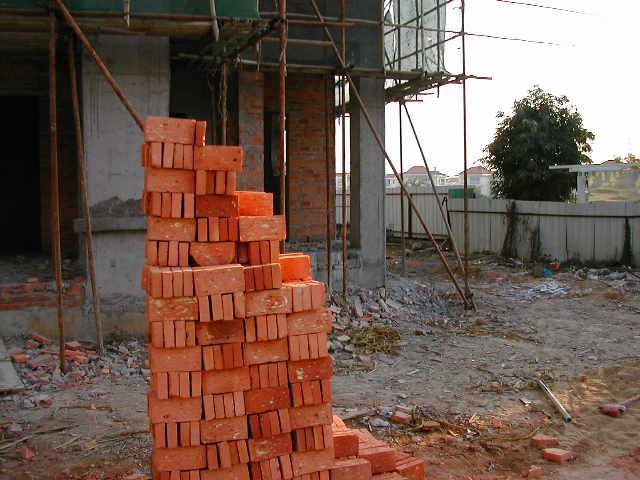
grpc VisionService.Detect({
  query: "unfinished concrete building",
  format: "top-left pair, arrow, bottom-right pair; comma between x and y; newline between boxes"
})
0,0 -> 451,339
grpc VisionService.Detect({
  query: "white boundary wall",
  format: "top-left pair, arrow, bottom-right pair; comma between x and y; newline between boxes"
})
448,199 -> 640,266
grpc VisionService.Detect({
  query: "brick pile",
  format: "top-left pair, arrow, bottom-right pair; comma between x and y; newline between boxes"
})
141,116 -> 425,480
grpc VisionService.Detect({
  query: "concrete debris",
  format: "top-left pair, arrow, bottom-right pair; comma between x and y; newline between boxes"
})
368,417 -> 391,428
8,334 -> 147,393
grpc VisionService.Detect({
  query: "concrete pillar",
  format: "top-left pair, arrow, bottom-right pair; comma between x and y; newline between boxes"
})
349,78 -> 386,288
80,35 -> 170,335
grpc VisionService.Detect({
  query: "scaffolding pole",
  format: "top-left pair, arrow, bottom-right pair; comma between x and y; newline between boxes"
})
68,38 -> 104,355
340,0 -> 347,297
324,76 -> 332,292
309,0 -> 472,308
461,0 -> 473,308
279,0 -> 287,246
49,2 -> 65,373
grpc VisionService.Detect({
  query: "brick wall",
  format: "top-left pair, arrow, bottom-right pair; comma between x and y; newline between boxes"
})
262,73 -> 335,242
285,74 -> 335,242
238,71 -> 264,191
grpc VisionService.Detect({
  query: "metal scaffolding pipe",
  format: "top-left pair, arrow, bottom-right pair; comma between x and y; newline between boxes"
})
68,38 -> 104,355
49,3 -> 66,373
309,0 -> 472,307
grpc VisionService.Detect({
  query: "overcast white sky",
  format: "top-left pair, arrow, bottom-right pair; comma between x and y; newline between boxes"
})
337,0 -> 640,175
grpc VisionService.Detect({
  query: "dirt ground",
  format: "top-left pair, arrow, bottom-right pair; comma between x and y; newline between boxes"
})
1,246 -> 639,479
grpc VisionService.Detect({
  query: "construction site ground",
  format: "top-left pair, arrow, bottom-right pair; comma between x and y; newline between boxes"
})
1,245 -> 639,480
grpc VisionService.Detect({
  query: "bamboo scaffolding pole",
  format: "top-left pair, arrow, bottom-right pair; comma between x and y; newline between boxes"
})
68,38 -> 104,355
53,0 -> 143,131
461,0 -> 473,308
309,0 -> 472,307
324,76 -> 332,292
402,103 -> 466,275
340,0 -> 347,297
278,0 -> 287,249
49,3 -> 66,373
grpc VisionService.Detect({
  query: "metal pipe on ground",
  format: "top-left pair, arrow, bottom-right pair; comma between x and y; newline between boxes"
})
68,37 -> 104,355
308,0 -> 472,308
53,0 -> 144,131
49,3 -> 66,373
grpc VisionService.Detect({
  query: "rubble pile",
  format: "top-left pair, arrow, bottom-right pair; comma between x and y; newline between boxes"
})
7,333 -> 147,402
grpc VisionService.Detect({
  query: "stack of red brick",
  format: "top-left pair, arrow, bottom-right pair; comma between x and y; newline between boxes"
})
141,116 -> 424,480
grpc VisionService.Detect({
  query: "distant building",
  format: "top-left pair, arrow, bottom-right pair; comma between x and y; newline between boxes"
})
392,165 -> 447,188
438,165 -> 493,196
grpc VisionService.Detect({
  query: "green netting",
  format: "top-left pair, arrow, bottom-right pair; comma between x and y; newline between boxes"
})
0,0 -> 259,18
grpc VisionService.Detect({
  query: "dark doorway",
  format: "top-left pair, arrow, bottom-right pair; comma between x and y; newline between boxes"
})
0,96 -> 41,254
264,111 -> 284,214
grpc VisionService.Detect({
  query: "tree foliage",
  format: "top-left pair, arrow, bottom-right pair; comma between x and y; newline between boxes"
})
483,86 -> 594,201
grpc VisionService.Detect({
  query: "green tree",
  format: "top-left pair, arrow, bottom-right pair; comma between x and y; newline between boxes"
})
483,86 -> 594,201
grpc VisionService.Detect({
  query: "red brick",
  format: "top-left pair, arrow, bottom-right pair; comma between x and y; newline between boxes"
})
153,446 -> 207,474
394,452 -> 424,480
189,242 -> 236,266
150,346 -> 202,372
200,416 -> 248,443
195,195 -> 239,218
149,142 -> 163,168
333,430 -> 358,459
148,297 -> 198,322
249,433 -> 293,461
331,458 -> 372,480
234,292 -> 246,318
291,449 -> 334,476
168,242 -> 180,267
162,141 -> 175,168
531,434 -> 560,449
289,404 -> 333,430
184,194 -> 195,218
542,448 -> 576,463
239,216 -> 286,242
390,410 -> 411,425
184,144 -> 194,169
196,319 -> 245,345
245,288 -> 293,317
148,217 -> 196,242
226,172 -> 237,196
174,143 -> 185,168
200,464 -> 250,480
149,395 -> 202,424
203,367 -> 251,394
359,446 -> 396,474
278,254 -> 312,282
194,146 -> 243,171
193,265 -> 244,296
244,339 -> 289,366
195,121 -> 207,147
287,308 -> 332,335
288,357 -> 333,383
145,117 -> 196,144
171,194 -> 183,218
215,171 -> 226,195
236,191 -> 274,216
145,168 -> 196,193
244,386 -> 291,414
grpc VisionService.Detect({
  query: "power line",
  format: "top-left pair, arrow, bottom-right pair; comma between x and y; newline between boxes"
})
496,0 -> 591,16
467,31 -> 574,47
